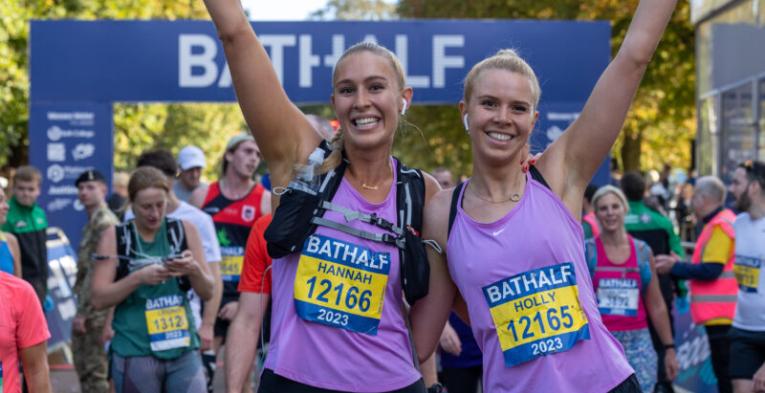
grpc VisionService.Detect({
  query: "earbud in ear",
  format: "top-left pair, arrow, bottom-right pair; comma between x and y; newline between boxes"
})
400,98 -> 408,116
463,114 -> 470,132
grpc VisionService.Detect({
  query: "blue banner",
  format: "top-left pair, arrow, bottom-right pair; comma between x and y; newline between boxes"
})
29,102 -> 114,249
30,20 -> 609,104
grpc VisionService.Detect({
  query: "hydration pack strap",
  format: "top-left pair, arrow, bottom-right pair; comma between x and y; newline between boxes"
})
320,200 -> 403,235
311,216 -> 404,250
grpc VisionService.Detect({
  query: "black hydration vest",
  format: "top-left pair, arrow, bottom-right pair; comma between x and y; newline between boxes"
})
264,142 -> 429,304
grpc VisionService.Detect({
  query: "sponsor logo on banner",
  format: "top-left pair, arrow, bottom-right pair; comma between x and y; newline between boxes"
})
73,200 -> 84,211
72,143 -> 95,160
49,185 -> 78,196
48,164 -> 65,183
47,125 -> 95,141
546,126 -> 564,142
47,198 -> 72,212
47,143 -> 66,162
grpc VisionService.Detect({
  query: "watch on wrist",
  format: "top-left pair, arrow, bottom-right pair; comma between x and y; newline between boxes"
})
427,383 -> 445,393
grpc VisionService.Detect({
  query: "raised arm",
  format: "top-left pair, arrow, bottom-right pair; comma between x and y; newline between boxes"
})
203,0 -> 321,185
541,0 -> 677,205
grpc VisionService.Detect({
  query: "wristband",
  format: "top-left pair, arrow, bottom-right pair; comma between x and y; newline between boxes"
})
663,343 -> 675,350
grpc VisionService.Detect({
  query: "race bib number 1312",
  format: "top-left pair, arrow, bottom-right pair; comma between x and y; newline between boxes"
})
483,262 -> 590,367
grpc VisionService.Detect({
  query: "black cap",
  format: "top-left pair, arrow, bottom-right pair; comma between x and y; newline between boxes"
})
75,169 -> 106,187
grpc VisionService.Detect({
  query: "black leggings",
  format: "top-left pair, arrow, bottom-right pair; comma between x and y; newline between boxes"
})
439,366 -> 482,393
258,369 -> 426,393
608,374 -> 641,393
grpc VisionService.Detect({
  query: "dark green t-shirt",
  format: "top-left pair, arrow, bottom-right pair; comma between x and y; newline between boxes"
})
111,221 -> 199,359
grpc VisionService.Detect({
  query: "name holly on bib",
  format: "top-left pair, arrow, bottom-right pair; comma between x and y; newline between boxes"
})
220,255 -> 244,282
483,262 -> 590,367
294,234 -> 391,335
597,278 -> 639,316
734,255 -> 762,293
145,295 -> 191,351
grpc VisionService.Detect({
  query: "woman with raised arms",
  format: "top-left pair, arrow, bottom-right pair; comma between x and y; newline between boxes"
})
202,1 -> 448,392
411,1 -> 678,392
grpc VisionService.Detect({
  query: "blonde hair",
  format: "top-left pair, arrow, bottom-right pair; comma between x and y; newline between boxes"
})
322,42 -> 407,173
128,167 -> 169,202
463,49 -> 541,107
592,185 -> 630,213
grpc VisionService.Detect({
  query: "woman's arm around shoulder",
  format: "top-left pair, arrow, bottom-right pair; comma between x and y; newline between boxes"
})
411,188 -> 457,363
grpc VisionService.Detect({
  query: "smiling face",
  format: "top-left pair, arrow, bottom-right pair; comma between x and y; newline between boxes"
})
331,49 -> 410,153
462,68 -> 538,166
595,192 -> 627,233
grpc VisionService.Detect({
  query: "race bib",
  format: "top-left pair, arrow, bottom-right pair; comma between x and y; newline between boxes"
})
220,256 -> 244,282
734,256 -> 762,293
597,278 -> 639,316
294,234 -> 391,335
483,262 -> 590,367
145,295 -> 191,352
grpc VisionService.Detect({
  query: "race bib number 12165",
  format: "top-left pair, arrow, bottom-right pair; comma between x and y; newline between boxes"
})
483,262 -> 590,367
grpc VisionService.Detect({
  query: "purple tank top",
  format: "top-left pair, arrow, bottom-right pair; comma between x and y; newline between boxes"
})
264,160 -> 420,392
447,173 -> 633,392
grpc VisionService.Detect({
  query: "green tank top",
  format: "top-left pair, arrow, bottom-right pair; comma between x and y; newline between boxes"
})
110,221 -> 199,359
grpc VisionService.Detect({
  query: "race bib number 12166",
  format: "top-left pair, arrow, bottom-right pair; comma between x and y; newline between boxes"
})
483,262 -> 590,367
294,235 -> 391,335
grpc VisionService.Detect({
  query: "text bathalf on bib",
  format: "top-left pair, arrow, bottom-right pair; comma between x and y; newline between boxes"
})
483,262 -> 590,367
597,278 -> 639,316
734,255 -> 762,293
145,295 -> 191,352
294,234 -> 391,335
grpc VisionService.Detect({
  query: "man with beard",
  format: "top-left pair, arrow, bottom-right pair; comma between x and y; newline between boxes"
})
727,160 -> 765,393
191,133 -> 270,393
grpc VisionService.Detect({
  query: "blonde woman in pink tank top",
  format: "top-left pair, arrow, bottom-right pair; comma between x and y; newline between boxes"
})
409,1 -> 680,392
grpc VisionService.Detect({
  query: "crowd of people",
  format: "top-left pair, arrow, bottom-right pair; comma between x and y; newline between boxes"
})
1,0 -> 764,392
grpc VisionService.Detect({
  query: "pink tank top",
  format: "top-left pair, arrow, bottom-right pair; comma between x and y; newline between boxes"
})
447,173 -> 633,392
264,159 -> 420,392
592,236 -> 648,331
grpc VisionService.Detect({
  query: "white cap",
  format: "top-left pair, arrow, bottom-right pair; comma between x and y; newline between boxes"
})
177,146 -> 206,171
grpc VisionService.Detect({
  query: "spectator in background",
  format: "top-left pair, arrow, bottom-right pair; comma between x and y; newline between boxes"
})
432,167 -> 456,190
0,271 -> 52,393
72,169 -> 120,393
655,176 -> 736,393
1,166 -> 48,305
176,146 -> 208,203
0,185 -> 22,276
107,171 -> 130,218
621,171 -> 685,393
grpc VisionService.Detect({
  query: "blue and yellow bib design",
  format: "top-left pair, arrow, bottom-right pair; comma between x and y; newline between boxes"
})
734,255 -> 761,293
597,278 -> 639,316
294,234 -> 391,335
145,295 -> 191,352
483,262 -> 590,367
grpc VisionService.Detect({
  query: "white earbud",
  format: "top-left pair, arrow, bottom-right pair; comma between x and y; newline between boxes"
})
463,114 -> 469,132
400,98 -> 408,116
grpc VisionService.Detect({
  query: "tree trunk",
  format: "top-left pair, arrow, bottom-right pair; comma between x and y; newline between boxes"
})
620,130 -> 642,171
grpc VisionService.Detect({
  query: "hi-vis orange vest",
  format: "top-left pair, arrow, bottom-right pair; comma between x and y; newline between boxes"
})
690,209 -> 738,325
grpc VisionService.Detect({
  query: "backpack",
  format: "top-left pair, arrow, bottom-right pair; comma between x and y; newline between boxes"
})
264,141 -> 429,305
584,237 -> 652,292
115,218 -> 191,291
